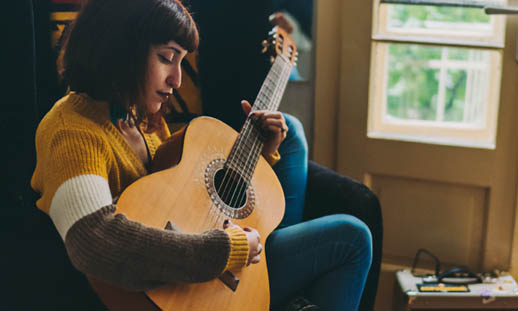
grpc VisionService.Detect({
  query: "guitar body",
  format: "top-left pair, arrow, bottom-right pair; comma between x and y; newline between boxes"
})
106,116 -> 285,311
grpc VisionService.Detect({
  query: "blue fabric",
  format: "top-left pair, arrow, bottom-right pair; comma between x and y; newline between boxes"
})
266,214 -> 372,311
267,114 -> 373,310
273,114 -> 308,228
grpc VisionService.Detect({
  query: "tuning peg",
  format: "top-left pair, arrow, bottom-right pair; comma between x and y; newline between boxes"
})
261,40 -> 269,53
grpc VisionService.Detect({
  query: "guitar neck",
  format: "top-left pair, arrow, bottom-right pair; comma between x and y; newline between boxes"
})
253,55 -> 293,112
226,55 -> 293,181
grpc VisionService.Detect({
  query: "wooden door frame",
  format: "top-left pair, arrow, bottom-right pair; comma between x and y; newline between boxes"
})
313,0 -> 342,169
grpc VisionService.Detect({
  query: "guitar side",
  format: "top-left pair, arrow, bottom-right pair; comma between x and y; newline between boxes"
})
99,116 -> 284,311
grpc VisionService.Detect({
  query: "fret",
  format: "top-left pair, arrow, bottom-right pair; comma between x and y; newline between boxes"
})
226,51 -> 293,183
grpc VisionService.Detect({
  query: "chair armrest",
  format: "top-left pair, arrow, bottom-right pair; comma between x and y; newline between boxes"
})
304,161 -> 382,227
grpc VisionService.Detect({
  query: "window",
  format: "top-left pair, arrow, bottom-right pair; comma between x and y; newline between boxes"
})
368,0 -> 506,148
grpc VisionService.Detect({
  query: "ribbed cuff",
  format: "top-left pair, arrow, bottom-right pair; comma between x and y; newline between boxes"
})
263,150 -> 281,166
223,227 -> 249,272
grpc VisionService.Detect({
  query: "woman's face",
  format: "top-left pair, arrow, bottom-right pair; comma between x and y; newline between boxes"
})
144,40 -> 188,113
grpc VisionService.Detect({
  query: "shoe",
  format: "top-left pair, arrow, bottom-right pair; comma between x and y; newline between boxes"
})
284,297 -> 320,311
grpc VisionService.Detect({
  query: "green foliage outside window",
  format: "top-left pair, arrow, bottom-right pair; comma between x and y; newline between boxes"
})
389,4 -> 490,28
385,5 -> 488,122
444,69 -> 467,122
387,44 -> 440,121
387,44 -> 471,122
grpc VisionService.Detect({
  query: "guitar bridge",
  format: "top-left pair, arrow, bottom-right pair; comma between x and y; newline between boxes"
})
218,271 -> 239,292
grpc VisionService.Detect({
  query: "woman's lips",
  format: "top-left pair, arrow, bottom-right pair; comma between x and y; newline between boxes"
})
157,91 -> 171,102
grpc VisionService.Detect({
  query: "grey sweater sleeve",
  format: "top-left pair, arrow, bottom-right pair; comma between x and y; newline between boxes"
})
64,205 -> 230,291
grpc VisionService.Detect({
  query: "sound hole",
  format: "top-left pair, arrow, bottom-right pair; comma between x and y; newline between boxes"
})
213,167 -> 248,209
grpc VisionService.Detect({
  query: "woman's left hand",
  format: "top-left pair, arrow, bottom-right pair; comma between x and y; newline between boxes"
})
241,100 -> 287,155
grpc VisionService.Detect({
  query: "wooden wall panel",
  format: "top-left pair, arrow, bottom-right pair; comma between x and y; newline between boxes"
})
368,174 -> 488,270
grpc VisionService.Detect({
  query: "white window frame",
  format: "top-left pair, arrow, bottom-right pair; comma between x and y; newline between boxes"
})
367,0 -> 506,149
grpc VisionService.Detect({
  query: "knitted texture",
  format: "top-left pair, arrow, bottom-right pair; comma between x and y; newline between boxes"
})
263,149 -> 281,166
31,92 -> 250,289
31,92 -> 161,216
223,227 -> 250,271
66,205 -> 235,290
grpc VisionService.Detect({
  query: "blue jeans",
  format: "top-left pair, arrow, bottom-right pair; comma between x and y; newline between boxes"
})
274,114 -> 309,227
266,215 -> 372,311
267,114 -> 373,310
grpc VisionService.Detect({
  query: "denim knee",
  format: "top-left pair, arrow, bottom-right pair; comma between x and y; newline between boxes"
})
327,214 -> 373,266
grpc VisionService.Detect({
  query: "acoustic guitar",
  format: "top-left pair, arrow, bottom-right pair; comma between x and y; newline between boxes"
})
90,26 -> 297,311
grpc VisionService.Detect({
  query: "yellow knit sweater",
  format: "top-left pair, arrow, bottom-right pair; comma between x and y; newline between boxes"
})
31,92 -> 249,275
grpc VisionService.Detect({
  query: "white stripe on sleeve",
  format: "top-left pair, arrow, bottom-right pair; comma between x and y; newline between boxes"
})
49,174 -> 113,240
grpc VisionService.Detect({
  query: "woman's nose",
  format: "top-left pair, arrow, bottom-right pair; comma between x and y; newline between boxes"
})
166,64 -> 182,89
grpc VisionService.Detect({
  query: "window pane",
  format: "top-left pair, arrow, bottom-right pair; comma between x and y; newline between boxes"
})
388,4 -> 493,34
385,43 -> 490,126
448,48 -> 469,60
387,45 -> 440,121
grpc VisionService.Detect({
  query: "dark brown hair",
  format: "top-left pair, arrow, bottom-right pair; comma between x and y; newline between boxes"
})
59,0 -> 199,132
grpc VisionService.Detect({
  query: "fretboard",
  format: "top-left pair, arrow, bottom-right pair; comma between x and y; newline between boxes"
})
226,55 -> 293,182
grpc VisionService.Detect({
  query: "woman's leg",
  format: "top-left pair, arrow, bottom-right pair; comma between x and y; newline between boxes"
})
273,113 -> 308,228
266,215 -> 372,311
304,162 -> 383,311
273,115 -> 382,310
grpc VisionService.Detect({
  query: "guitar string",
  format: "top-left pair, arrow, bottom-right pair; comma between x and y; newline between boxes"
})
230,57 -> 291,209
202,125 -> 255,228
229,56 -> 291,210
215,116 -> 258,211
209,106 -> 266,226
207,64 -> 277,228
225,58 -> 286,210
218,54 -> 292,227
217,43 -> 293,212
205,54 -> 292,229
215,57 -> 284,214
225,68 -> 276,209
213,123 -> 249,223
207,121 -> 252,227
233,58 -> 288,210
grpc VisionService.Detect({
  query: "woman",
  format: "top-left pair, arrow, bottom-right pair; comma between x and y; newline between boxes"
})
31,0 -> 372,310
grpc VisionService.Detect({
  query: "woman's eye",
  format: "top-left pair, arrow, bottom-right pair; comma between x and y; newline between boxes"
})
158,54 -> 173,64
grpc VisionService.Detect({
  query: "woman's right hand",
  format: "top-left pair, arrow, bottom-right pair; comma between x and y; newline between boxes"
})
223,220 -> 262,265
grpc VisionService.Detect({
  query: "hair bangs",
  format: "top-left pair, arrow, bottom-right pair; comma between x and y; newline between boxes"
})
150,0 -> 199,52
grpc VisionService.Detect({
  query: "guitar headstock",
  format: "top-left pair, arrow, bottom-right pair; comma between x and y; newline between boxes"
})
261,26 -> 297,65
